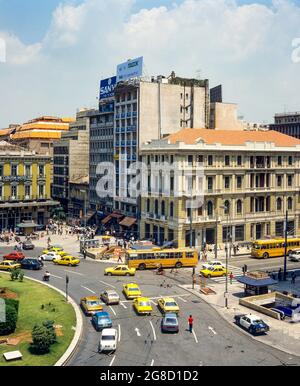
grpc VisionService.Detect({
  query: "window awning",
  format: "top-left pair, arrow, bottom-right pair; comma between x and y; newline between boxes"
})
119,217 -> 137,227
101,215 -> 112,225
110,212 -> 124,219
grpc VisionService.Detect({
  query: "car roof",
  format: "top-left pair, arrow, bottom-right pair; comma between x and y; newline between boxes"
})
164,313 -> 178,318
245,314 -> 261,321
101,328 -> 117,335
137,297 -> 150,301
161,297 -> 176,302
106,290 -> 118,294
126,283 -> 139,287
2,260 -> 17,263
84,296 -> 100,301
95,311 -> 109,317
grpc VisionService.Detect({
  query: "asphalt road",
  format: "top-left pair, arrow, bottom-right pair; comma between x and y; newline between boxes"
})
1,246 -> 300,367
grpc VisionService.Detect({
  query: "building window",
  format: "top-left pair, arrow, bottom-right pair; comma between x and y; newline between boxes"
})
146,199 -> 150,213
207,201 -> 214,216
170,202 -> 174,218
224,200 -> 230,215
39,185 -> 44,197
224,176 -> 230,189
237,155 -> 242,166
225,155 -> 230,166
0,165 -> 3,177
25,185 -> 31,197
222,226 -> 232,243
287,175 -> 293,187
198,155 -> 203,164
208,155 -> 213,166
236,176 -> 242,189
207,176 -> 213,191
0,185 -> 2,198
288,197 -> 293,210
11,165 -> 17,176
155,200 -> 159,215
277,197 -> 282,211
39,165 -> 45,177
278,156 -> 282,166
170,155 -> 174,164
25,165 -> 31,177
188,155 -> 193,166
11,185 -> 17,197
277,175 -> 282,187
236,200 -> 242,214
161,201 -> 165,216
235,225 -> 245,242
288,156 -> 293,166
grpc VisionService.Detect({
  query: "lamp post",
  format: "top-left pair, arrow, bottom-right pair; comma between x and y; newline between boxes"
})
220,204 -> 230,309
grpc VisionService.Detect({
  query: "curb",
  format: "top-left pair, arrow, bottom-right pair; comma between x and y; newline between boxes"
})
178,284 -> 300,359
0,272 -> 83,367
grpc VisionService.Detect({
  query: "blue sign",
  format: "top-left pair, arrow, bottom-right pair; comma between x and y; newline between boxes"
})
117,57 -> 143,82
99,76 -> 117,100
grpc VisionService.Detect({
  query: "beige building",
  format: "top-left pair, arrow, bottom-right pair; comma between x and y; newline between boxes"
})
140,128 -> 300,248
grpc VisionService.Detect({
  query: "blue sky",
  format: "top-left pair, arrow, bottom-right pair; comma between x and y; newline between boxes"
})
0,0 -> 300,127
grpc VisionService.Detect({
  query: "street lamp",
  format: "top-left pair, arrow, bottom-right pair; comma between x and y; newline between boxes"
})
220,204 -> 231,309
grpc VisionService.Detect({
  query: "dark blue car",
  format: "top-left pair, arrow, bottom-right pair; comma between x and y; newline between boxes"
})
161,313 -> 179,333
20,258 -> 42,270
92,311 -> 112,331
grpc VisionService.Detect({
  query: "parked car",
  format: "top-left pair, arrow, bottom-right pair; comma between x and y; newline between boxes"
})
202,261 -> 225,270
53,256 -> 80,267
22,241 -> 35,250
100,290 -> 120,305
289,249 -> 300,262
0,260 -> 21,271
161,313 -> 179,333
123,283 -> 142,299
92,311 -> 113,331
271,308 -> 286,320
20,258 -> 42,270
157,297 -> 180,314
133,297 -> 153,315
234,314 -> 269,335
200,267 -> 228,278
105,265 -> 136,277
271,305 -> 294,318
40,252 -> 60,261
80,296 -> 103,316
3,252 -> 25,261
98,328 -> 118,353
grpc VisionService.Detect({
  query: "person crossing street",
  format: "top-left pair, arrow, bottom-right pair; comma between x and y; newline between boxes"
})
188,315 -> 194,333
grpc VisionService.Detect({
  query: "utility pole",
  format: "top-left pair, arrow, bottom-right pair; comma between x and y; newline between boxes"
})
66,275 -> 69,302
283,210 -> 288,281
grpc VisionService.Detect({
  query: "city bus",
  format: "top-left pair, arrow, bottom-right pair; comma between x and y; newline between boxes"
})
251,237 -> 300,259
125,248 -> 198,270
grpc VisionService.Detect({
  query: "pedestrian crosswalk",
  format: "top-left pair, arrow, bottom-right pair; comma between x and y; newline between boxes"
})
209,265 -> 243,284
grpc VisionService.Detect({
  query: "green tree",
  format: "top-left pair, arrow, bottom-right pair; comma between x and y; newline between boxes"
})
0,304 -> 18,335
31,325 -> 52,354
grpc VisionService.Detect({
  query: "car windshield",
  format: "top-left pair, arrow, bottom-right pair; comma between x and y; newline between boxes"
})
108,293 -> 118,297
140,301 -> 150,307
128,288 -> 139,291
165,318 -> 177,325
87,301 -> 101,307
101,335 -> 115,341
99,316 -> 110,322
253,319 -> 264,325
165,302 -> 177,307
253,244 -> 261,250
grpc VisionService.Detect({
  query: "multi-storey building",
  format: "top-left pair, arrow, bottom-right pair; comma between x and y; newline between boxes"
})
0,141 -> 56,230
52,109 -> 91,214
140,128 -> 300,247
114,74 -> 210,229
270,111 -> 300,139
89,101 -> 114,216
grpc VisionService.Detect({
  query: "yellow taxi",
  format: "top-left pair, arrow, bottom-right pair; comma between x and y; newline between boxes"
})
53,256 -> 80,267
80,296 -> 103,316
133,297 -> 153,315
57,251 -> 69,257
0,260 -> 21,271
123,283 -> 142,299
42,246 -> 64,254
157,297 -> 180,314
200,266 -> 228,278
105,265 -> 136,277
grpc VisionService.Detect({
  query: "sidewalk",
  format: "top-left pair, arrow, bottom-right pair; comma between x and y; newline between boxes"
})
179,280 -> 300,357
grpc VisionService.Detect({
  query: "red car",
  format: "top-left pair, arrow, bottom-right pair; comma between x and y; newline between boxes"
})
3,252 -> 25,261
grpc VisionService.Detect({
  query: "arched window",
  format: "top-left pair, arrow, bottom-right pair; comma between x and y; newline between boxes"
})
207,201 -> 214,216
288,197 -> 293,210
224,200 -> 230,215
170,202 -> 174,218
146,199 -> 150,213
277,197 -> 282,211
155,199 -> 159,215
236,199 -> 242,214
161,201 -> 165,216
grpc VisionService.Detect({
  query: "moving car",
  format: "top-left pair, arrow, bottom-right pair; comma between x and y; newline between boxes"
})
42,246 -> 64,254
100,290 -> 120,305
202,260 -> 224,270
123,283 -> 142,299
157,297 -> 180,314
3,252 -> 25,261
161,313 -> 179,333
92,311 -> 113,331
40,252 -> 60,261
22,241 -> 35,250
289,249 -> 300,262
105,265 -> 136,277
98,328 -> 118,353
133,297 -> 153,315
80,296 -> 103,316
53,256 -> 80,267
200,267 -> 228,278
0,260 -> 21,271
234,314 -> 270,335
20,258 -> 42,270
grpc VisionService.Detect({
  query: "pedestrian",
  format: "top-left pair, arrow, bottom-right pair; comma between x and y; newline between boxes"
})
230,272 -> 234,284
188,315 -> 194,333
278,268 -> 282,281
233,244 -> 237,256
117,252 -> 123,263
83,249 -> 86,260
291,272 -> 296,285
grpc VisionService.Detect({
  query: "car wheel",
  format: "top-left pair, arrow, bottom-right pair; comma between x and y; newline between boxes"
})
222,273 -> 226,277
69,264 -> 72,267
139,263 -> 146,270
175,262 -> 182,269
263,252 -> 269,259
107,272 -> 112,276
125,273 -> 130,277
207,274 -> 211,279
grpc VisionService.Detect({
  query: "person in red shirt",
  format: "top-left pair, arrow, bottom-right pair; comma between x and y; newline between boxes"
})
188,315 -> 194,333
230,272 -> 234,284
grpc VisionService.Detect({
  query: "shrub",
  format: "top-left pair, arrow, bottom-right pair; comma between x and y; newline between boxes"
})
19,272 -> 24,282
0,304 -> 18,335
10,268 -> 21,281
31,325 -> 52,354
5,298 -> 19,314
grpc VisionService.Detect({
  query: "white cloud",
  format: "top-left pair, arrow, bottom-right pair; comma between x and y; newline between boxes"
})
0,0 -> 300,127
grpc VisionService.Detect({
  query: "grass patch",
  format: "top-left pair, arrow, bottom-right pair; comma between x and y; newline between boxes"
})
0,274 -> 76,366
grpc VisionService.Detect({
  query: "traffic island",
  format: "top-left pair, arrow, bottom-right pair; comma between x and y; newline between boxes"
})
0,274 -> 76,366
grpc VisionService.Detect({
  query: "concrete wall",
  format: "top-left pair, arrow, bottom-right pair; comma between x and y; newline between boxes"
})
210,102 -> 244,131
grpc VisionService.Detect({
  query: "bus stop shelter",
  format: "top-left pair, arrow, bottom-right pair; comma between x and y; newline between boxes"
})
236,274 -> 278,296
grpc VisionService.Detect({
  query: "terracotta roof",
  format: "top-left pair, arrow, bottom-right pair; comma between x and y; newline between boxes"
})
166,128 -> 300,147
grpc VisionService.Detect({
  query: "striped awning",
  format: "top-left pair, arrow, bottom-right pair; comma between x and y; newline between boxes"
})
119,217 -> 137,227
101,215 -> 112,225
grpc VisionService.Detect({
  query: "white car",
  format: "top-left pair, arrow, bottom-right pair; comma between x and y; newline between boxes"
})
100,290 -> 120,305
289,249 -> 300,262
234,314 -> 269,335
98,328 -> 118,353
202,260 -> 224,270
40,252 -> 60,261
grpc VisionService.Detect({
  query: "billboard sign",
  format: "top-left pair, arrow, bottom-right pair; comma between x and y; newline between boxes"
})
99,76 -> 117,100
117,57 -> 143,82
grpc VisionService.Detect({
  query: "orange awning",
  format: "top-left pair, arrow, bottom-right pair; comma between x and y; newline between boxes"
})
119,217 -> 137,227
101,215 -> 112,225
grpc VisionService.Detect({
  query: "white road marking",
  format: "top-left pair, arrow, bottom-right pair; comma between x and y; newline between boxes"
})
99,280 -> 116,289
118,324 -> 121,342
151,359 -> 155,366
135,328 -> 141,337
64,270 -> 84,276
149,321 -> 157,341
81,286 -> 96,294
178,296 -> 187,303
49,274 -> 63,280
208,326 -> 217,335
109,306 -> 117,316
150,300 -> 157,306
192,329 -> 199,343
109,355 -> 116,367
120,302 -> 127,309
